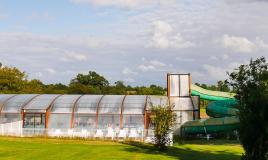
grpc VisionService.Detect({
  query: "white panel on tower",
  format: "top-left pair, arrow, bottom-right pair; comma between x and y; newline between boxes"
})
172,98 -> 193,110
169,75 -> 179,96
179,75 -> 189,96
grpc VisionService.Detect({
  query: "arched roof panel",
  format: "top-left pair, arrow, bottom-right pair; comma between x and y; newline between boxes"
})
2,94 -> 39,113
99,95 -> 124,114
123,95 -> 146,114
23,94 -> 60,112
75,95 -> 103,114
50,95 -> 81,113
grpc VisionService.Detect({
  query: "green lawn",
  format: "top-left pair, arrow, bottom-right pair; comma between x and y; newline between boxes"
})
0,136 -> 243,160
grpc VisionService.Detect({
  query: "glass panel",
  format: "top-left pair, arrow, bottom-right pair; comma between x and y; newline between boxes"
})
35,114 -> 45,128
48,114 -> 71,129
23,113 -> 45,128
24,94 -> 59,112
0,94 -> 16,104
169,75 -> 179,96
2,94 -> 38,113
50,95 -> 81,113
1,113 -> 19,123
48,95 -> 81,129
98,115 -> 120,129
73,114 -> 96,129
172,97 -> 193,110
191,96 -> 200,110
98,95 -> 124,114
123,115 -> 144,129
24,114 -> 34,128
123,95 -> 146,114
147,96 -> 168,110
75,95 -> 103,114
180,75 -> 190,96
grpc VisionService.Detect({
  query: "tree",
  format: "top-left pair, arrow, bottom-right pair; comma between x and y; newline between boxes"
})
106,81 -> 126,94
217,80 -> 230,92
22,79 -> 44,93
67,83 -> 101,94
227,57 -> 268,160
70,71 -> 109,87
0,66 -> 27,93
150,105 -> 176,150
44,83 -> 68,94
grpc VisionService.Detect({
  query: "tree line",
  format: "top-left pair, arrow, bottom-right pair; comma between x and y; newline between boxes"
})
0,63 -> 166,95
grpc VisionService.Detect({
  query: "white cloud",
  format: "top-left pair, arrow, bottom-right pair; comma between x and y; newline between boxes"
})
27,11 -> 53,21
138,59 -> 167,72
122,67 -> 137,75
175,57 -> 195,62
218,35 -> 268,53
149,60 -> 166,67
222,54 -> 229,60
219,34 -> 256,53
70,0 -> 175,8
34,72 -> 43,78
138,64 -> 155,72
149,21 -> 195,49
124,77 -> 135,83
60,51 -> 87,62
209,56 -> 218,60
209,54 -> 229,61
0,32 -> 101,51
203,62 -> 242,80
44,68 -> 56,74
256,37 -> 268,49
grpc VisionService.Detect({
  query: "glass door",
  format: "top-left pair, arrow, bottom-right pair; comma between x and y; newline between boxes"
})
24,113 -> 45,128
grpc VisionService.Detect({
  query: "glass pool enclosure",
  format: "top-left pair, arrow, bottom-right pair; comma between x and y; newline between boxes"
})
0,94 -> 169,131
0,74 -> 200,139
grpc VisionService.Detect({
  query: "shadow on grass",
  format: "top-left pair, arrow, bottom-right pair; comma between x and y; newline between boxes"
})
122,141 -> 242,160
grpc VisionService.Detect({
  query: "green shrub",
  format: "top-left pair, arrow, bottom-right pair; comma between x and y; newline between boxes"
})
151,105 -> 176,150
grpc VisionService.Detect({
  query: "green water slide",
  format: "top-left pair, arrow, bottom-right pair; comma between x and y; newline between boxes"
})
181,84 -> 240,135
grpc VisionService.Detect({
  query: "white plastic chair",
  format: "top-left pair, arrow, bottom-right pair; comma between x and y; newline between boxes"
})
94,129 -> 103,138
55,129 -> 62,137
129,128 -> 139,139
118,129 -> 127,139
67,129 -> 74,137
105,128 -> 115,139
81,129 -> 89,138
145,136 -> 154,143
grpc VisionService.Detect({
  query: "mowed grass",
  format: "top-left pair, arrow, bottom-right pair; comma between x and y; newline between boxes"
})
0,136 -> 244,160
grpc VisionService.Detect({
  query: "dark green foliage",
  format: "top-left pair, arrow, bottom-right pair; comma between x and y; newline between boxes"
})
227,57 -> 268,160
67,83 -> 101,94
195,80 -> 230,92
151,105 -> 176,150
70,71 -> 109,87
43,83 -> 68,94
0,66 -> 44,93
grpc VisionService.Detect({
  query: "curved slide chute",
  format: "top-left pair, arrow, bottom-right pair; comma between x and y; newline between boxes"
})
181,84 -> 239,135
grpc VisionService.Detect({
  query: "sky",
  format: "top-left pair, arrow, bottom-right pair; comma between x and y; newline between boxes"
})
0,0 -> 268,86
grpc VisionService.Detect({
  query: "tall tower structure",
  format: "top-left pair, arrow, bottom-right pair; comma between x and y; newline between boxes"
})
167,74 -> 199,134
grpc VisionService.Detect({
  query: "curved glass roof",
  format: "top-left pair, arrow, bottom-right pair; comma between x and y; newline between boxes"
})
147,96 -> 168,109
50,95 -> 81,113
23,94 -> 60,112
0,94 -> 16,105
75,95 -> 103,114
123,95 -> 146,114
0,94 -> 171,114
98,95 -> 124,114
2,94 -> 39,113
